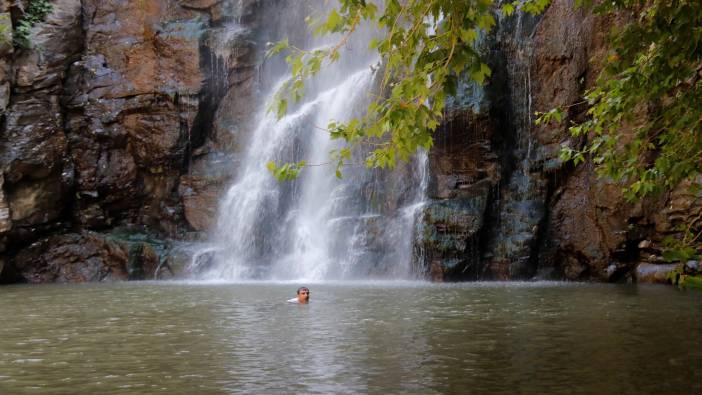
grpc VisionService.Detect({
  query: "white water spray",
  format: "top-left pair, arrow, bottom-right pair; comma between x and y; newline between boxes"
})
198,2 -> 428,281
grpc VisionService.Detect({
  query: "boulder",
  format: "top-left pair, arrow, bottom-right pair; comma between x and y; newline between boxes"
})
161,243 -> 218,278
635,263 -> 678,284
684,261 -> 700,275
126,242 -> 160,280
12,232 -> 130,283
540,166 -> 633,280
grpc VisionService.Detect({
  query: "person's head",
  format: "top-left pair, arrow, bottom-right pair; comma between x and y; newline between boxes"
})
296,287 -> 310,303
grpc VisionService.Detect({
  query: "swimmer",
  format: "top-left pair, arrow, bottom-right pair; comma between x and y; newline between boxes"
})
287,287 -> 310,304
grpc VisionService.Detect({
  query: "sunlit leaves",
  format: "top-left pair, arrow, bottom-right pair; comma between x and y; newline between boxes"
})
470,63 -> 492,85
265,38 -> 289,57
324,9 -> 344,33
501,3 -> 516,17
534,107 -> 565,125
267,0 -> 551,179
267,160 -> 307,181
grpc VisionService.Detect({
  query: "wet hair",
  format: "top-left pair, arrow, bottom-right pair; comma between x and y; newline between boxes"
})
297,287 -> 309,294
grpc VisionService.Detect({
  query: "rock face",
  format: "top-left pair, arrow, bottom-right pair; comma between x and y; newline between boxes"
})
63,0 -> 207,234
419,0 -> 700,282
0,0 -> 276,282
420,112 -> 499,280
6,230 -> 168,283
10,231 -> 129,283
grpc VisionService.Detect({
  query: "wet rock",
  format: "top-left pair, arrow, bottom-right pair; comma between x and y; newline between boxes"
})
7,174 -> 66,226
418,195 -> 487,280
684,261 -> 700,275
0,0 -> 278,283
7,226 -> 188,283
181,0 -> 222,9
562,255 -> 589,281
161,245 -> 217,278
635,263 -> 678,284
605,263 -> 618,279
12,232 -> 130,283
638,240 -> 652,249
126,242 -> 160,280
75,204 -> 108,229
159,243 -> 214,278
2,95 -> 70,182
61,0 -> 210,234
12,0 -> 83,89
0,11 -> 11,111
650,177 -> 702,243
0,174 -> 11,235
603,261 -> 633,282
540,166 -> 631,280
179,174 -> 223,231
178,152 -> 235,231
0,0 -> 81,244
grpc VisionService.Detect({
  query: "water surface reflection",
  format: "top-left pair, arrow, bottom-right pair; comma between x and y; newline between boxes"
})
0,282 -> 700,394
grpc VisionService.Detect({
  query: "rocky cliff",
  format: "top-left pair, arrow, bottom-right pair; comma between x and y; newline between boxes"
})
0,0 -> 698,283
421,0 -> 702,282
0,0 -> 278,282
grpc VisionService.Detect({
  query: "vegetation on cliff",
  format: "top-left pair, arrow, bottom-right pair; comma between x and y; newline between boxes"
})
266,0 -> 549,180
542,0 -> 702,261
13,0 -> 53,48
267,0 -> 701,263
548,0 -> 702,202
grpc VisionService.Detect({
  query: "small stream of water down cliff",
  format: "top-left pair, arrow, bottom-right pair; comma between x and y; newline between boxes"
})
197,2 -> 428,281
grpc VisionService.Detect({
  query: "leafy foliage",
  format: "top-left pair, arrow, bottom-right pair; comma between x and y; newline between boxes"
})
267,0 -> 549,180
544,0 -> 702,202
13,0 -> 54,49
534,0 -> 702,262
666,264 -> 702,291
661,221 -> 702,263
266,160 -> 306,181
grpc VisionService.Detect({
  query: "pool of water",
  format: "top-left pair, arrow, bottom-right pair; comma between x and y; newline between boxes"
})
0,281 -> 701,394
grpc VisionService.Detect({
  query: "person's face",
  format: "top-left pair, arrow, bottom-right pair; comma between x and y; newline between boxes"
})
297,289 -> 310,303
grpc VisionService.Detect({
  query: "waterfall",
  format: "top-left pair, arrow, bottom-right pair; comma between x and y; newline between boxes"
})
197,1 -> 427,281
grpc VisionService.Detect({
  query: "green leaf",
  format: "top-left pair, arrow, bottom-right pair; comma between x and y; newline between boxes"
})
325,9 -> 343,32
369,37 -> 381,50
266,38 -> 289,58
501,3 -> 515,16
266,161 -> 276,172
276,99 -> 288,119
460,28 -> 478,43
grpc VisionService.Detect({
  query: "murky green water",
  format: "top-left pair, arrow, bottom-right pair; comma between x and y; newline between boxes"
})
0,281 -> 701,394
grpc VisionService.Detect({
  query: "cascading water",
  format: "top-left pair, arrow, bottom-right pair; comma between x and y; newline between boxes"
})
197,1 -> 427,281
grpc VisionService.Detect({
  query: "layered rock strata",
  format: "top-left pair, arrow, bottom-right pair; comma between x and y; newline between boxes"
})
0,0 -> 274,282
